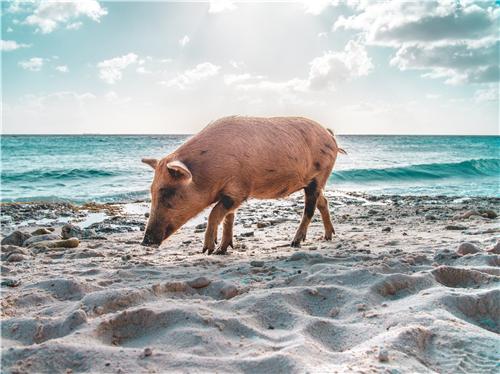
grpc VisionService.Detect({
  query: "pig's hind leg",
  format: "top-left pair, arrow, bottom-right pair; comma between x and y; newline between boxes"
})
203,195 -> 241,255
291,179 -> 319,247
316,192 -> 335,240
214,212 -> 235,255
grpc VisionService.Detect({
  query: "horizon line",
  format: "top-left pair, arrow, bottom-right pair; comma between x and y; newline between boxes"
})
1,133 -> 499,137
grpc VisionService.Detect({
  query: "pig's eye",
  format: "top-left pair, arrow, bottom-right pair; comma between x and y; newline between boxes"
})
159,187 -> 176,206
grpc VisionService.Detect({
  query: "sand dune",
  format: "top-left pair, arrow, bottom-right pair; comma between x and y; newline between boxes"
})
1,192 -> 499,373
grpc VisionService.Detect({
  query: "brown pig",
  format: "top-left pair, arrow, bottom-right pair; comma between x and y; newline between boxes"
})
141,116 -> 345,254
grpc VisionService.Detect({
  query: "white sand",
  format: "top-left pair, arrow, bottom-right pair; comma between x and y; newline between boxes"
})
1,192 -> 499,373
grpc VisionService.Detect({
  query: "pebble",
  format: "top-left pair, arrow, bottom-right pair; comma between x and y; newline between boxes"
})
142,347 -> 152,358
23,234 -> 60,247
445,225 -> 467,231
456,242 -> 480,256
1,231 -> 31,247
240,230 -> 255,237
382,227 -> 391,232
250,260 -> 264,267
61,224 -> 84,239
220,284 -> 238,299
378,347 -> 389,362
29,238 -> 80,249
425,214 -> 436,221
480,209 -> 497,219
31,228 -> 52,236
329,307 -> 339,317
356,303 -> 367,311
1,278 -> 20,287
6,253 -> 27,262
187,276 -> 211,288
487,241 -> 500,254
256,222 -> 269,228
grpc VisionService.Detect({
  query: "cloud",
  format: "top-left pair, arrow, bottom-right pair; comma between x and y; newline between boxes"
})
334,1 -> 499,86
474,85 -> 498,103
1,39 -> 31,51
179,35 -> 190,47
55,65 -> 69,73
208,0 -> 236,13
226,40 -> 373,92
166,62 -> 220,89
23,0 -> 107,34
97,53 -> 138,84
18,57 -> 44,71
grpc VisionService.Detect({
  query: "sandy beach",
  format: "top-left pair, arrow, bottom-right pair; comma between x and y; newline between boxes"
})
1,191 -> 499,373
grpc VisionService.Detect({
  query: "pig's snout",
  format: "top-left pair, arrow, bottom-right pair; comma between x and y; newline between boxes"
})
141,228 -> 162,247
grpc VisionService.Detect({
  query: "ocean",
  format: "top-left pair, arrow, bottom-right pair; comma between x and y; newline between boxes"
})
1,135 -> 499,203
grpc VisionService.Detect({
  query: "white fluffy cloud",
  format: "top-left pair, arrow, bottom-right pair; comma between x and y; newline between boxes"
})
1,39 -> 31,51
55,65 -> 69,73
167,62 -> 220,89
97,53 -> 138,84
179,35 -> 190,47
474,85 -> 498,103
208,0 -> 236,13
334,1 -> 499,87
226,40 -> 373,93
22,0 -> 107,34
18,57 -> 44,71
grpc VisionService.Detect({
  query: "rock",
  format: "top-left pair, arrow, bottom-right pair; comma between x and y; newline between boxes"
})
31,228 -> 53,236
61,224 -> 83,239
356,303 -> 367,311
1,278 -> 20,287
329,307 -> 339,317
487,241 -> 500,255
288,252 -> 309,261
220,284 -> 238,299
142,347 -> 152,358
23,234 -> 60,247
382,227 -> 391,232
250,260 -> 264,267
378,347 -> 389,362
195,223 -> 207,230
425,214 -> 436,221
187,277 -> 211,289
445,225 -> 467,231
1,231 -> 31,247
240,230 -> 254,237
457,242 -> 480,256
29,237 -> 79,249
480,209 -> 497,219
6,253 -> 27,262
1,245 -> 29,261
459,210 -> 480,219
256,222 -> 269,228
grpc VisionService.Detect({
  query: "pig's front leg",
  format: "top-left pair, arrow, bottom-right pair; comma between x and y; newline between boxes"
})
203,195 -> 240,255
214,212 -> 235,255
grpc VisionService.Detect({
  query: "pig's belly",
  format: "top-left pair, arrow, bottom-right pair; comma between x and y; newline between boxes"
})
249,172 -> 306,200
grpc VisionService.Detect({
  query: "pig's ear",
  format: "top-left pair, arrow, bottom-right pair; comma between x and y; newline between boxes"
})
166,160 -> 192,183
142,158 -> 158,170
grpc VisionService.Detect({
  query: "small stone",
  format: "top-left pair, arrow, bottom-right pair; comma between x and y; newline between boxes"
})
425,214 -> 436,221
61,224 -> 83,239
142,347 -> 152,357
31,228 -> 52,236
487,241 -> 500,255
445,225 -> 467,231
144,212 -> 150,218
378,347 -> 389,362
457,242 -> 480,256
382,227 -> 391,232
256,222 -> 269,228
307,246 -> 318,251
250,260 -> 264,267
121,254 -> 131,261
356,303 -> 367,311
188,276 -> 211,289
220,284 -> 238,299
195,223 -> 207,230
329,308 -> 339,317
29,238 -> 79,249
240,230 -> 254,237
23,234 -> 60,247
1,231 -> 31,247
6,253 -> 27,262
1,278 -> 20,287
480,209 -> 497,219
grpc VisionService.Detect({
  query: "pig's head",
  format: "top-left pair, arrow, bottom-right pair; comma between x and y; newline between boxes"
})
141,157 -> 200,247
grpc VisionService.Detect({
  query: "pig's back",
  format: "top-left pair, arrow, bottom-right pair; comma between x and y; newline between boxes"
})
176,116 -> 338,198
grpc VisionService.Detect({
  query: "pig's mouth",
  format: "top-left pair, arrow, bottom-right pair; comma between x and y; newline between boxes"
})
141,224 -> 175,247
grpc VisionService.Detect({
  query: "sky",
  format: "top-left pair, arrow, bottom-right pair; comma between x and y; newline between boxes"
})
1,0 -> 499,135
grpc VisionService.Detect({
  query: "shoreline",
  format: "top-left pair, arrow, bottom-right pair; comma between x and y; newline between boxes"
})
1,191 -> 499,372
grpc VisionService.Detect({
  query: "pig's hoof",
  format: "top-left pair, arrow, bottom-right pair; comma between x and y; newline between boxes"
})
202,243 -> 216,255
290,240 -> 301,248
324,232 -> 333,241
214,241 -> 233,255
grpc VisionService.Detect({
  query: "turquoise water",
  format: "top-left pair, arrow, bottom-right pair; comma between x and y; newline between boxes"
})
1,135 -> 499,202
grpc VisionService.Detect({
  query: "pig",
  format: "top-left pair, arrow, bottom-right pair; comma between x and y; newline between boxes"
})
141,116 -> 345,254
